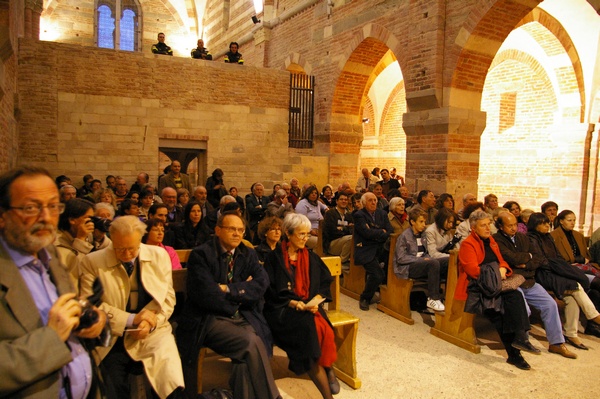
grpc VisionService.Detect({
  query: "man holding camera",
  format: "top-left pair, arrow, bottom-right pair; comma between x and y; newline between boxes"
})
0,166 -> 106,398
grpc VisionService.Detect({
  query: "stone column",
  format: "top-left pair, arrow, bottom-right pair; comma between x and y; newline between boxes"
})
403,106 -> 487,197
253,26 -> 271,68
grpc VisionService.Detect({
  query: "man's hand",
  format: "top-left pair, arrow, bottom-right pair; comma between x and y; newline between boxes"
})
218,284 -> 228,293
76,218 -> 95,240
47,294 -> 81,342
499,267 -> 507,280
76,307 -> 107,339
133,309 -> 157,330
128,320 -> 151,340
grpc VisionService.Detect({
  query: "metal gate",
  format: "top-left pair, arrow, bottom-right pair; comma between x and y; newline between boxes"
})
288,74 -> 315,148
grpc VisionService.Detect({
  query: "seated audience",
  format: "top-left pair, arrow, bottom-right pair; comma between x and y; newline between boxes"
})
230,186 -> 245,213
527,212 -> 600,343
59,184 -> 77,203
520,209 -> 534,225
387,197 -> 409,235
117,198 -> 140,218
503,200 -> 527,234
113,177 -> 129,206
94,202 -> 114,250
484,193 -> 499,215
264,213 -> 339,398
149,203 -> 176,247
399,186 -> 414,208
174,201 -> 210,249
424,208 -> 460,260
370,182 -> 389,210
494,211 -> 576,358
457,210 -> 538,370
355,168 -> 378,193
323,192 -> 353,265
395,208 -> 448,312
79,216 -> 185,398
55,173 -> 72,187
139,189 -> 155,220
162,187 -> 184,226
379,168 -> 400,197
456,202 -> 489,242
457,193 -> 477,220
177,188 -> 190,211
551,210 -> 600,278
176,212 -> 280,399
255,216 -> 283,264
295,185 -> 328,250
246,183 -> 270,241
319,184 -> 336,208
266,189 -> 295,219
130,172 -> 149,194
350,192 -> 363,213
541,201 -> 559,229
55,198 -> 97,286
144,218 -> 181,270
94,187 -> 117,210
410,190 -> 437,225
435,193 -> 455,212
353,192 -> 392,311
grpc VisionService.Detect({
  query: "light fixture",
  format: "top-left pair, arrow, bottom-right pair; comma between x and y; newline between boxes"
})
251,15 -> 261,24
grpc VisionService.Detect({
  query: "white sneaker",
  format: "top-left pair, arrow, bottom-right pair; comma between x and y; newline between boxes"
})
427,298 -> 445,312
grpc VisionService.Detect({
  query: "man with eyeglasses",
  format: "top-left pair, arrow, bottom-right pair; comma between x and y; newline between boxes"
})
0,166 -> 106,398
177,211 -> 281,399
79,215 -> 185,398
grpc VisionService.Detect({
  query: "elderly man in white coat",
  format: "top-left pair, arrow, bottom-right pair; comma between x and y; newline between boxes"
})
79,215 -> 185,398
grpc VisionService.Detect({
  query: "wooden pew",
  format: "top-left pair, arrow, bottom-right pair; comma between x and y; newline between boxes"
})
313,219 -> 325,257
321,256 -> 362,389
172,254 -> 362,395
429,250 -> 480,353
340,235 -> 365,301
175,249 -> 191,264
376,233 -> 421,325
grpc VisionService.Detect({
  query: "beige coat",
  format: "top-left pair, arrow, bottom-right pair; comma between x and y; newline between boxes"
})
79,243 -> 184,398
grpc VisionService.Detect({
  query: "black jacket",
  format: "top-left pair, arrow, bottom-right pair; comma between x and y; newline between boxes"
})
494,231 -> 541,288
464,261 -> 503,314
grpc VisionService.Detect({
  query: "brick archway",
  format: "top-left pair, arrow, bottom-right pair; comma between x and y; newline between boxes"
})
283,52 -> 312,75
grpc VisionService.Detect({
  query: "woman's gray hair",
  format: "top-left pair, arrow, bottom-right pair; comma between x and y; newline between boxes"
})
95,202 -> 115,219
282,213 -> 311,238
109,215 -> 147,238
388,197 -> 405,212
469,209 -> 491,226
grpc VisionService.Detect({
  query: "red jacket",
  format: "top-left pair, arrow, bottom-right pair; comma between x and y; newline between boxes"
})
455,231 -> 512,300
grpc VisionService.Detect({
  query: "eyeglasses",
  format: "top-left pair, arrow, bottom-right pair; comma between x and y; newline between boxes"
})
269,227 -> 282,232
295,232 -> 310,240
220,226 -> 245,234
114,247 -> 140,254
9,203 -> 65,217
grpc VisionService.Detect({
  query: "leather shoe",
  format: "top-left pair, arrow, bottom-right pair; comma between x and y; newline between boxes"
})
359,299 -> 369,311
506,354 -> 531,370
511,340 -> 541,355
326,367 -> 340,395
549,343 -> 577,359
370,292 -> 381,304
564,335 -> 588,350
584,320 -> 600,338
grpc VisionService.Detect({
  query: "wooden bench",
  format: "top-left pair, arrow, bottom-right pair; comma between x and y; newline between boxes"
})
376,233 -> 421,325
172,255 -> 362,395
340,235 -> 365,301
175,249 -> 191,265
313,219 -> 325,257
429,250 -> 480,353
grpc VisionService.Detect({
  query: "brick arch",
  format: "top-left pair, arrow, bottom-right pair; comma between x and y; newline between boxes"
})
515,10 -> 585,122
379,81 -> 407,175
331,23 -> 401,119
446,0 -> 543,110
283,52 -> 313,75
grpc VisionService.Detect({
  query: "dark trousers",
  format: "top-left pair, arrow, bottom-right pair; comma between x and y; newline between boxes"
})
408,257 -> 449,300
360,258 -> 385,302
484,289 -> 531,358
101,337 -> 156,399
203,315 -> 280,399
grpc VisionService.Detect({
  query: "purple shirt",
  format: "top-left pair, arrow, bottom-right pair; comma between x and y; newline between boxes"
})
1,238 -> 92,399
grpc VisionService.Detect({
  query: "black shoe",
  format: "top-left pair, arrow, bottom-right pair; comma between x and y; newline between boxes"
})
359,299 -> 369,311
370,292 -> 381,304
507,354 -> 531,370
326,367 -> 340,395
585,321 -> 600,338
511,340 -> 541,355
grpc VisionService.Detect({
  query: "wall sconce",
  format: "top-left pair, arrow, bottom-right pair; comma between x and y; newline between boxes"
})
251,15 -> 261,24
362,118 -> 370,123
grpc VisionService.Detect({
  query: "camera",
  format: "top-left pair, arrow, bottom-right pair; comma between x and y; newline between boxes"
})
76,298 -> 99,331
91,216 -> 111,233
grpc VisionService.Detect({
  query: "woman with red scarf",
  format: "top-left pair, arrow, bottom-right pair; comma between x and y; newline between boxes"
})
263,213 -> 339,398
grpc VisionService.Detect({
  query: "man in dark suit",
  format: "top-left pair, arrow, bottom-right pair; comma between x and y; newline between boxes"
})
245,183 -> 270,242
177,212 -> 280,399
0,166 -> 106,398
353,192 -> 392,311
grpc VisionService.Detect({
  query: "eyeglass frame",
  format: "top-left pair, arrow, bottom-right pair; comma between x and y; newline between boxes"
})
8,202 -> 66,217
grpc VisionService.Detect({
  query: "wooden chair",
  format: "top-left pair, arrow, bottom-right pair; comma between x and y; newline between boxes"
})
175,249 -> 191,265
429,250 -> 480,353
313,219 -> 325,257
376,233 -> 421,325
321,256 -> 362,389
340,235 -> 365,301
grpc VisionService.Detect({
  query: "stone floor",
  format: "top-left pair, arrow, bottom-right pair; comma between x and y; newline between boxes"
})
201,294 -> 598,398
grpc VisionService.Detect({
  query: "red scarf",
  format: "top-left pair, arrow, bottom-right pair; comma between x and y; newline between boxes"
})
283,240 -> 311,300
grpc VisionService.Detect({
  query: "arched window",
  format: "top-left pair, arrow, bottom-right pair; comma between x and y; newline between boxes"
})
95,0 -> 141,51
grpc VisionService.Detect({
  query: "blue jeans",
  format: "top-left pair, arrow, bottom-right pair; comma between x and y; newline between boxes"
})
518,283 -> 564,346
